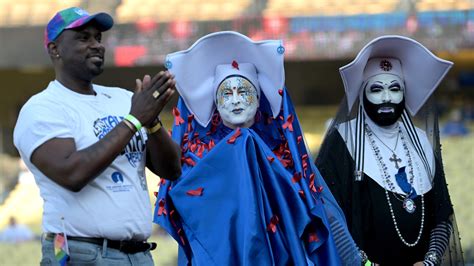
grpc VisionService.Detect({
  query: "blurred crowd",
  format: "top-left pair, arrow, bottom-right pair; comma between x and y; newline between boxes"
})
0,216 -> 34,243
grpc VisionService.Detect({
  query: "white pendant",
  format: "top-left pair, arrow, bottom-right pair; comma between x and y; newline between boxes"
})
403,198 -> 416,214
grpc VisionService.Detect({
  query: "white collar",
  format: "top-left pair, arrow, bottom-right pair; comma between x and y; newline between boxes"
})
337,118 -> 434,195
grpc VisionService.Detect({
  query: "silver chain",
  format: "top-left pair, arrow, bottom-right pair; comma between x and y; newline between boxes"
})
369,127 -> 400,155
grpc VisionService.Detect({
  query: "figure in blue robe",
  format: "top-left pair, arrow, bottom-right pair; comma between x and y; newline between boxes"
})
154,90 -> 360,265
153,31 -> 360,265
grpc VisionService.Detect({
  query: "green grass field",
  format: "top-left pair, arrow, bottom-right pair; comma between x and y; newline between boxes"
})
0,106 -> 472,265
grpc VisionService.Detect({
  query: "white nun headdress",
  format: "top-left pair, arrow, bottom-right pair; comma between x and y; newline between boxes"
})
164,31 -> 285,127
340,35 -> 453,116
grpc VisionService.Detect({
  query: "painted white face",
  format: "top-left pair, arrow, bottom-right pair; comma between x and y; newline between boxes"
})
216,76 -> 259,129
365,73 -> 404,112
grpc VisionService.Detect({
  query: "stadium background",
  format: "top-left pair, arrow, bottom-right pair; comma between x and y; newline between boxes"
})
0,0 -> 473,264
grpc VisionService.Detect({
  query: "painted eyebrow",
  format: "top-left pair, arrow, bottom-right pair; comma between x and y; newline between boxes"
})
370,83 -> 383,88
218,87 -> 232,92
390,80 -> 398,83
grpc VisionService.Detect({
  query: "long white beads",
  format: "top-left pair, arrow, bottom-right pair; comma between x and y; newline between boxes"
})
385,190 -> 425,247
365,123 -> 425,247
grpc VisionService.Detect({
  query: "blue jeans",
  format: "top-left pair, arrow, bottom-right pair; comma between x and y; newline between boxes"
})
40,236 -> 154,266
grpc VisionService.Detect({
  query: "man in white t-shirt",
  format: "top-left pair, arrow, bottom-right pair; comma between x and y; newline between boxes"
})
13,7 -> 181,265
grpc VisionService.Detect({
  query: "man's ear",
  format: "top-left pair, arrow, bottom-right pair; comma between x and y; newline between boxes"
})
47,42 -> 60,59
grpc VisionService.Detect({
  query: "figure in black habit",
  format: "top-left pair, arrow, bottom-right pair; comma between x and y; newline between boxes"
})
316,35 -> 463,265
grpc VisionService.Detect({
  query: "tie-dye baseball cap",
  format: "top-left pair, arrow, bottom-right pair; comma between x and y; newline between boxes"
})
44,7 -> 114,49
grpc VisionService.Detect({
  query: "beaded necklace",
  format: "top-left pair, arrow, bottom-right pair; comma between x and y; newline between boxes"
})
365,123 -> 424,247
368,126 -> 417,203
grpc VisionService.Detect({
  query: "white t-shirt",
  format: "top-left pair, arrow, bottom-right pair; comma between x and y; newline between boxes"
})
13,80 -> 151,241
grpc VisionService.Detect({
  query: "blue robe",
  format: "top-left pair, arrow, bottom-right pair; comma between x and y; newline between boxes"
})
154,89 -> 359,265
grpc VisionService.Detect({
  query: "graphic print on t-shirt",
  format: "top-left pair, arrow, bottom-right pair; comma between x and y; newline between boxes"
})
108,171 -> 133,192
111,171 -> 124,183
93,115 -> 146,168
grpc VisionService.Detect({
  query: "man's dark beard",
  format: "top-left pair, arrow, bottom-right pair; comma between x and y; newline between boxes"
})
363,93 -> 405,126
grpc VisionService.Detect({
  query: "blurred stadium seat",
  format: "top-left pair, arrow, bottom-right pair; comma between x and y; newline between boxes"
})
116,0 -> 252,23
263,0 -> 400,17
0,0 -> 81,26
416,0 -> 474,12
0,0 -> 473,27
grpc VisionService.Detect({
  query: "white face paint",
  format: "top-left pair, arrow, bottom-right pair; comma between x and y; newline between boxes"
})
365,73 -> 404,114
216,76 -> 259,129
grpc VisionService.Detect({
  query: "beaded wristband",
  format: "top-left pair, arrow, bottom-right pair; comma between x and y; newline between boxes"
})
424,251 -> 440,265
124,114 -> 142,131
360,250 -> 369,265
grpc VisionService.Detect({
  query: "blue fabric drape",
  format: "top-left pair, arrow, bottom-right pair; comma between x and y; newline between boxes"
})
153,88 -> 358,265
